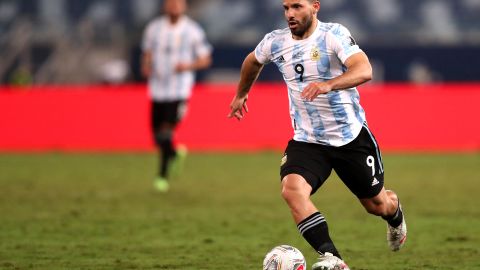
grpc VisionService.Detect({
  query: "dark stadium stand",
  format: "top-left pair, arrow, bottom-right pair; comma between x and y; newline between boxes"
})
0,0 -> 479,84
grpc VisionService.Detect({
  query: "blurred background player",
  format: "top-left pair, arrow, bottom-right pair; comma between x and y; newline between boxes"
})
228,0 -> 406,269
142,0 -> 212,192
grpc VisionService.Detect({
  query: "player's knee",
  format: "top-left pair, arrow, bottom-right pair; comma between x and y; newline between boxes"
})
281,176 -> 309,206
153,130 -> 173,147
281,188 -> 298,206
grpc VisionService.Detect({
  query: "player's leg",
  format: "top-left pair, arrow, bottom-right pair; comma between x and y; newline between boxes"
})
334,125 -> 406,251
281,173 -> 349,270
359,188 -> 398,217
151,102 -> 175,176
358,126 -> 406,251
156,122 -> 176,178
360,188 -> 406,251
151,101 -> 175,191
154,100 -> 189,178
165,100 -> 188,178
153,124 -> 174,192
281,174 -> 342,258
281,173 -> 316,223
280,141 -> 347,267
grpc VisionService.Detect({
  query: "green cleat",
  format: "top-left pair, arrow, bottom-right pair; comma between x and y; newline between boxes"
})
168,144 -> 187,179
154,177 -> 169,192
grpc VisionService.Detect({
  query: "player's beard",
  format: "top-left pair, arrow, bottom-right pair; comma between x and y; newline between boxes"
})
289,14 -> 314,38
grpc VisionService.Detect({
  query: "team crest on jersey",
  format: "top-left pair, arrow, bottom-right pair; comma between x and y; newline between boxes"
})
310,46 -> 320,61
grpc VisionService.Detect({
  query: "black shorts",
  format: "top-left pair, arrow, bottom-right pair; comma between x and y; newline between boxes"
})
280,125 -> 385,199
151,100 -> 187,130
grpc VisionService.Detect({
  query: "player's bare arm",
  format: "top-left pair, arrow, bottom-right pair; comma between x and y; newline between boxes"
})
228,52 -> 264,120
301,52 -> 372,101
141,50 -> 153,78
176,54 -> 212,72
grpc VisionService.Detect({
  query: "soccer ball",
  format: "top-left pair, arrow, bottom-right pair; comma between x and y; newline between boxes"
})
263,245 -> 306,270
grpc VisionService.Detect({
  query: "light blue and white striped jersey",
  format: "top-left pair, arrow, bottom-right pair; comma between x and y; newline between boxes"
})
255,20 -> 367,147
142,16 -> 212,101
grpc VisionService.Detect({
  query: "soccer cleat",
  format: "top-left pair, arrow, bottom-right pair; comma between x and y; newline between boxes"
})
154,177 -> 169,192
168,144 -> 188,179
312,252 -> 350,270
387,205 -> 407,251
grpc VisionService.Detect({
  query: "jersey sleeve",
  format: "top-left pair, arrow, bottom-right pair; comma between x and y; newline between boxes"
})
328,24 -> 362,64
254,33 -> 274,64
142,21 -> 156,52
191,23 -> 213,58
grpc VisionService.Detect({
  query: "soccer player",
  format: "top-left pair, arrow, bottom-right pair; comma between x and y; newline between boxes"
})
228,0 -> 407,269
142,0 -> 212,192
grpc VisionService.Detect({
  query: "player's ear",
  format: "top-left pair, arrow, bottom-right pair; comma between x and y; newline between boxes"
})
312,0 -> 320,13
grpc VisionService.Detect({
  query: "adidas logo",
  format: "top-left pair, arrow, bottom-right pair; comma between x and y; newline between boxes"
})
278,55 -> 286,63
371,177 -> 380,186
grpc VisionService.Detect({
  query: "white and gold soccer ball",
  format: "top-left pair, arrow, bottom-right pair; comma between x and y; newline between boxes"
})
263,245 -> 306,270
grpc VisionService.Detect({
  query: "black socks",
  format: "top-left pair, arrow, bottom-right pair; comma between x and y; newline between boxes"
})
154,132 -> 176,178
297,212 -> 341,259
383,201 -> 404,228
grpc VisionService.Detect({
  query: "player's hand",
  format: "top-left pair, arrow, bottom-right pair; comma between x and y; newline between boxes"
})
141,65 -> 152,78
301,82 -> 332,101
175,63 -> 191,73
228,94 -> 249,121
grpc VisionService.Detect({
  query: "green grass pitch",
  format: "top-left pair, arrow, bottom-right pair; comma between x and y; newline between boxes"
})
0,152 -> 479,269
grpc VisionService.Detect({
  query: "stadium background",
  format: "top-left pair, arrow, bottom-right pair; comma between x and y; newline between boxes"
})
0,1 -> 479,270
0,0 -> 479,151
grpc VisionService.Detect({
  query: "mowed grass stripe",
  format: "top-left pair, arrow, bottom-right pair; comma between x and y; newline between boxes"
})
0,153 -> 478,269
